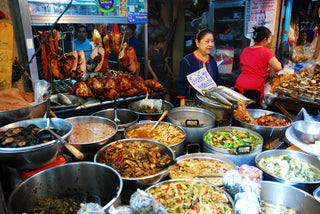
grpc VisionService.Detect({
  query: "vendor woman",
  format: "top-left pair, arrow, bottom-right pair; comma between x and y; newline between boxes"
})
177,29 -> 221,107
234,26 -> 282,108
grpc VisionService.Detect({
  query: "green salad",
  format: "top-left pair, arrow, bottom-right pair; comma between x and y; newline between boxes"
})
203,129 -> 262,150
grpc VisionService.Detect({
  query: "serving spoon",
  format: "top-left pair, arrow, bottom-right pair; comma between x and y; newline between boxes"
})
113,92 -> 121,124
151,110 -> 168,131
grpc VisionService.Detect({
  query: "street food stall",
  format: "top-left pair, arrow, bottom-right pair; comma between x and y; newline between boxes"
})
1,0 -> 320,213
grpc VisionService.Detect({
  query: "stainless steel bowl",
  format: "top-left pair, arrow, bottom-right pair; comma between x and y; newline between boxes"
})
128,99 -> 173,121
0,118 -> 72,170
92,108 -> 139,130
255,149 -> 320,193
167,107 -> 216,146
124,121 -> 186,157
94,138 -> 175,190
7,162 -> 123,214
261,181 -> 320,214
65,116 -> 118,159
233,109 -> 292,145
292,120 -> 320,144
0,99 -> 48,127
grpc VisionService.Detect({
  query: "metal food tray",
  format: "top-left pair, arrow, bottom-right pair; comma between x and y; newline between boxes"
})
51,91 -> 167,118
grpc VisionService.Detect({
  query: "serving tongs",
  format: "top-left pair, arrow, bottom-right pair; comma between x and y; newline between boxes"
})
36,93 -> 84,160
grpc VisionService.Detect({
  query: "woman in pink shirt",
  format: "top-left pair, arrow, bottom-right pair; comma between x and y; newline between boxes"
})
234,26 -> 282,108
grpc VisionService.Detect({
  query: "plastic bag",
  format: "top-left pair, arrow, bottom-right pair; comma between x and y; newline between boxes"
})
77,203 -> 104,214
130,189 -> 168,214
33,80 -> 50,104
294,107 -> 315,121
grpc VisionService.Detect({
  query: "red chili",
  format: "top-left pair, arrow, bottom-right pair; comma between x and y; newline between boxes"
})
113,155 -> 122,162
119,153 -> 124,164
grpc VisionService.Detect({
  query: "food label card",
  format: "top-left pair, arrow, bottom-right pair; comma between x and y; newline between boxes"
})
187,67 -> 217,95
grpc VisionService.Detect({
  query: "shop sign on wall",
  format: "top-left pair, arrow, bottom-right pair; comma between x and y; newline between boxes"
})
246,0 -> 277,39
95,0 -> 115,13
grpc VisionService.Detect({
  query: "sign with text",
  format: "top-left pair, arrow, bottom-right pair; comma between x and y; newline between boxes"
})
95,0 -> 115,13
187,67 -> 217,95
127,12 -> 148,23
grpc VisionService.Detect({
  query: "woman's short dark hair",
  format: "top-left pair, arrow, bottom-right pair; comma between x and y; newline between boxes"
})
195,29 -> 214,41
252,26 -> 271,43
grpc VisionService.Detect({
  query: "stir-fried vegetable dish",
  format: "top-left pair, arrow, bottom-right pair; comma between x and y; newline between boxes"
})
203,129 -> 261,150
147,180 -> 233,214
97,140 -> 172,178
168,159 -> 233,186
258,155 -> 320,182
30,197 -> 80,214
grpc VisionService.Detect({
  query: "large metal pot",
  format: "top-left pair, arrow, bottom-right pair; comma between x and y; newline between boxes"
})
124,121 -> 186,157
261,181 -> 320,213
94,138 -> 175,190
255,149 -> 320,194
167,107 -> 216,146
233,109 -> 292,147
0,118 -> 72,170
197,93 -> 232,121
7,162 -> 123,214
65,116 -> 118,159
128,99 -> 173,121
0,99 -> 48,127
203,126 -> 263,166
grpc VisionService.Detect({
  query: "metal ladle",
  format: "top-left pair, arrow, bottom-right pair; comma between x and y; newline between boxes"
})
113,92 -> 121,124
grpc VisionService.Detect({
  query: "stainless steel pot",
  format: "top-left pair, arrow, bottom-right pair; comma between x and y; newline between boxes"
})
94,138 -> 175,190
7,162 -> 123,214
261,181 -> 320,213
167,107 -> 216,146
92,108 -> 139,130
0,118 -> 72,170
0,99 -> 48,127
256,149 -> 320,194
203,126 -> 263,166
124,121 -> 186,157
197,93 -> 232,121
128,99 -> 173,121
65,116 -> 118,159
92,108 -> 139,140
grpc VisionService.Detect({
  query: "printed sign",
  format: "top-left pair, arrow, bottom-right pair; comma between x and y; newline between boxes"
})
187,67 -> 217,95
95,0 -> 115,13
127,12 -> 148,23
